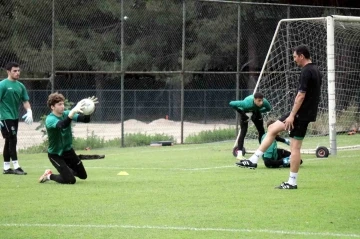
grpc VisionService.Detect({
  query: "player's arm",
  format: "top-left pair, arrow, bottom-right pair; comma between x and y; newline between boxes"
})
290,92 -> 305,117
77,115 -> 90,123
275,135 -> 290,145
260,98 -> 272,113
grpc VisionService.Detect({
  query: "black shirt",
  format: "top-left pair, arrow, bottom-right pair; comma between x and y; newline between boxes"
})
296,63 -> 322,122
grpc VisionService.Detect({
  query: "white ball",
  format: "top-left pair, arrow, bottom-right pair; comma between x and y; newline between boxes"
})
81,98 -> 95,115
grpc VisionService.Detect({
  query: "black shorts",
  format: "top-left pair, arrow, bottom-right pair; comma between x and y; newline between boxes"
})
279,113 -> 310,140
1,119 -> 19,139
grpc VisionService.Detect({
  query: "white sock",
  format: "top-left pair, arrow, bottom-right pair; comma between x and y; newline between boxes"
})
288,172 -> 298,185
47,174 -> 51,180
236,150 -> 243,159
249,149 -> 263,164
4,162 -> 11,170
12,161 -> 20,169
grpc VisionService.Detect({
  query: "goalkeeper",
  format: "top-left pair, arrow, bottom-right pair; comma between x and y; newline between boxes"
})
229,92 -> 271,160
38,92 -> 98,184
237,119 -> 302,168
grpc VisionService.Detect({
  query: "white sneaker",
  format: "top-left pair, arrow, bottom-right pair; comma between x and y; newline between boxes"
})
39,169 -> 52,183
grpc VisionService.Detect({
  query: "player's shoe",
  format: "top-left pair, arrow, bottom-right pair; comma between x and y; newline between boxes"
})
3,168 -> 14,174
14,167 -> 27,175
275,182 -> 297,189
39,169 -> 52,183
236,159 -> 257,169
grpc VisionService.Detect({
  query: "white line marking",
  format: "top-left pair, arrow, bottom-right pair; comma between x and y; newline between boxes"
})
0,223 -> 359,238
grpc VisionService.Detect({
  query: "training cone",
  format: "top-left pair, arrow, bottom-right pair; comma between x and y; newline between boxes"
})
117,171 -> 129,176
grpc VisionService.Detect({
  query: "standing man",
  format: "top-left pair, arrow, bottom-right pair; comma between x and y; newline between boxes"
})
229,92 -> 271,160
38,92 -> 98,184
0,62 -> 33,175
238,45 -> 322,190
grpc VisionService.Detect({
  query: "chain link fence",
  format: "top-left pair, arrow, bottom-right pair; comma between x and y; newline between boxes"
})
1,0 -> 360,149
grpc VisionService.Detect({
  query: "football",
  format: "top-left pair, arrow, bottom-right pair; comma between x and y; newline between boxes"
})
81,98 -> 95,115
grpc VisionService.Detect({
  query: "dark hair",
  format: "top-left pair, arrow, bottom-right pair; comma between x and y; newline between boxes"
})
294,45 -> 310,59
47,92 -> 65,108
266,119 -> 276,128
5,62 -> 20,71
253,92 -> 264,99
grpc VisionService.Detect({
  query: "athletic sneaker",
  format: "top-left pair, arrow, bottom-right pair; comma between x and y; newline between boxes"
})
275,182 -> 297,189
14,167 -> 27,175
236,159 -> 257,169
3,168 -> 14,174
39,169 -> 52,183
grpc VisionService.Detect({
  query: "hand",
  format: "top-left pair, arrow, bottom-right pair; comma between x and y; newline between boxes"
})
88,96 -> 99,104
285,138 -> 290,146
22,109 -> 33,125
69,100 -> 86,118
283,115 -> 295,131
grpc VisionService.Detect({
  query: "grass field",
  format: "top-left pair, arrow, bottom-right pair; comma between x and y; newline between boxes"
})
1,141 -> 360,239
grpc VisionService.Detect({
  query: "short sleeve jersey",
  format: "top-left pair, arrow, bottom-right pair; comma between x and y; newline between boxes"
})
261,133 -> 278,160
296,63 -> 322,121
0,79 -> 30,120
46,110 -> 79,156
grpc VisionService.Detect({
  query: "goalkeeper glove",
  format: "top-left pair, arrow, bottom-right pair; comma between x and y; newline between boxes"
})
88,96 -> 99,104
285,138 -> 290,146
69,100 -> 86,118
22,109 -> 33,125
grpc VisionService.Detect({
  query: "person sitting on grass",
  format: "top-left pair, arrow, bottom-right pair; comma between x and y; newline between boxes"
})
236,119 -> 302,168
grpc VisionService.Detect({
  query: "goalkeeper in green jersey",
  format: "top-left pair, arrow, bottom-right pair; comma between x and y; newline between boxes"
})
38,92 -> 98,184
229,92 -> 271,160
1,62 -> 33,175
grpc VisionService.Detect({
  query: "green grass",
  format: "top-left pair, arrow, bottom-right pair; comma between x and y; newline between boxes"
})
1,142 -> 360,239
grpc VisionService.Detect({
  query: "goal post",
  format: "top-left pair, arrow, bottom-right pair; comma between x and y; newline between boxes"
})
251,15 -> 360,155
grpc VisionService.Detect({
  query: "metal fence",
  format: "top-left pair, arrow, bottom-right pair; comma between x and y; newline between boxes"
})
1,0 -> 360,149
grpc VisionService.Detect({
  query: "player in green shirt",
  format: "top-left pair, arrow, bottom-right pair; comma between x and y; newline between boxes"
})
1,62 -> 33,175
38,92 -> 98,184
229,92 -> 271,160
237,119 -> 303,168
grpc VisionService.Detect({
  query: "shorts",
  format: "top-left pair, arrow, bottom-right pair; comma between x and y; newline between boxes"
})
279,113 -> 310,140
1,119 -> 19,139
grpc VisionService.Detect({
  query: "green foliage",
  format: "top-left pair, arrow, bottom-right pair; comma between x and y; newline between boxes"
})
185,127 -> 236,143
72,131 -> 106,150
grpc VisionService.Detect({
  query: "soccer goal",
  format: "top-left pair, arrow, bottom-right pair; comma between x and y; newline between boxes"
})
249,15 -> 360,156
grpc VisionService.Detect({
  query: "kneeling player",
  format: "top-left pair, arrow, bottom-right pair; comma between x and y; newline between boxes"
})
38,92 -> 98,184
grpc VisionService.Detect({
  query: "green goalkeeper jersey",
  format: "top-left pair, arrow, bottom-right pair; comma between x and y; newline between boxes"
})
46,110 -> 79,156
0,78 -> 30,120
229,95 -> 271,113
261,133 -> 278,160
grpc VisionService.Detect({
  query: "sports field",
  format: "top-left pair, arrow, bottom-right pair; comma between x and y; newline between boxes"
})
1,141 -> 360,239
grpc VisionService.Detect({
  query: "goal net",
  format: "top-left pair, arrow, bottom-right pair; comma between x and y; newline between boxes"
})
248,16 -> 360,155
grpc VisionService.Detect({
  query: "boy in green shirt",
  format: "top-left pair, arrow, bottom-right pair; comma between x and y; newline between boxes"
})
38,92 -> 98,184
1,62 -> 33,175
229,92 -> 271,160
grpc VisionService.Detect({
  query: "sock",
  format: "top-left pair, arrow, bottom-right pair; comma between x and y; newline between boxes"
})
4,162 -> 11,170
47,174 -> 51,180
249,150 -> 263,164
288,172 -> 298,185
12,161 -> 20,169
236,150 -> 243,159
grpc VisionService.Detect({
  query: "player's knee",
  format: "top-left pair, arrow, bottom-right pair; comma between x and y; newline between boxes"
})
64,176 -> 77,184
